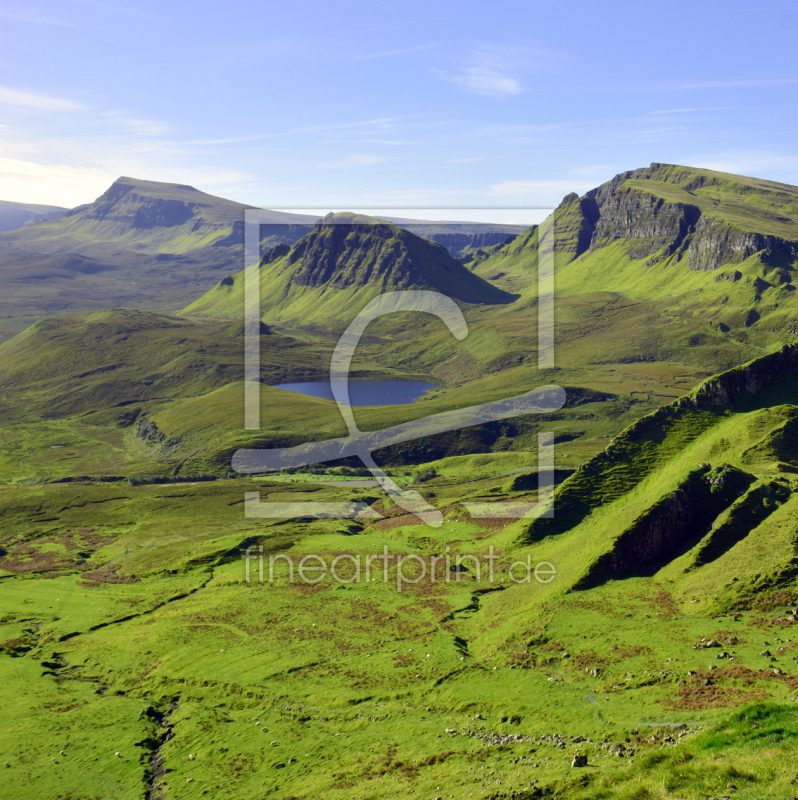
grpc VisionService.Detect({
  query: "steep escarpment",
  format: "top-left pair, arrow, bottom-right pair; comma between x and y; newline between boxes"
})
552,163 -> 798,272
688,479 -> 791,570
77,180 -> 196,229
423,230 -> 519,258
283,216 -> 515,303
584,174 -> 698,259
523,343 -> 798,546
573,464 -> 754,590
685,215 -> 798,271
686,343 -> 798,408
186,213 -> 518,325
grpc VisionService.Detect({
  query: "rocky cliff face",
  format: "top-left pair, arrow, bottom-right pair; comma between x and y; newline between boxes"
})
276,218 -> 516,304
684,343 -> 798,408
522,343 -> 798,551
573,465 -> 754,590
556,163 -> 798,271
74,181 -> 197,229
685,215 -> 798,271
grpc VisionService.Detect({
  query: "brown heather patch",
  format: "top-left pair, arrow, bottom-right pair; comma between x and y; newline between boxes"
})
0,528 -> 113,575
569,650 -> 610,672
662,664 -> 796,711
663,682 -> 770,711
506,651 -> 535,669
79,565 -> 138,586
652,588 -> 679,618
419,750 -> 453,766
538,639 -> 566,653
373,514 -> 420,532
611,643 -> 653,659
750,615 -> 797,629
734,588 -> 796,612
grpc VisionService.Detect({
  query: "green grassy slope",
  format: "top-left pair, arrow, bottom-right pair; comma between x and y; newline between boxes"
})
3,348 -> 798,798
0,178 -> 318,342
4,165 -> 798,798
185,216 -> 516,328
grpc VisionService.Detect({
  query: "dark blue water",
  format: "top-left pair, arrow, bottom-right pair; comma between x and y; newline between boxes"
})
274,380 -> 439,406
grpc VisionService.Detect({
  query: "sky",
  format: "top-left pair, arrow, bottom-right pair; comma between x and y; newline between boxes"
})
1,0 -> 798,223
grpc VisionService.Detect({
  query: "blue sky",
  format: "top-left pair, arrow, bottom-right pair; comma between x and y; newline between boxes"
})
1,0 -> 798,221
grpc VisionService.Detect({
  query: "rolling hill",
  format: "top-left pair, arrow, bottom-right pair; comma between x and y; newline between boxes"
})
0,178 -> 318,341
184,213 -> 517,328
3,164 -> 798,799
0,179 -> 526,342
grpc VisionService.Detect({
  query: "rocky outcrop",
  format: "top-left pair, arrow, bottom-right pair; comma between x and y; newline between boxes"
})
573,465 -> 754,590
135,414 -> 166,447
278,218 -> 516,305
685,344 -> 798,408
260,242 -> 290,264
82,182 -> 196,229
135,414 -> 182,455
686,216 -> 798,271
553,193 -> 600,262
588,186 -> 699,260
554,163 -> 798,272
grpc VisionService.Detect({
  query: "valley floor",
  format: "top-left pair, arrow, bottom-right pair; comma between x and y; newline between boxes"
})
2,464 -> 798,800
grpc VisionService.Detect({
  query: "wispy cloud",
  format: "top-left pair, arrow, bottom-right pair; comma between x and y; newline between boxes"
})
689,150 -> 798,177
450,69 -> 523,97
437,43 -> 557,98
0,86 -> 86,111
0,3 -> 84,26
323,154 -> 391,169
349,43 -> 434,61
676,77 -> 798,90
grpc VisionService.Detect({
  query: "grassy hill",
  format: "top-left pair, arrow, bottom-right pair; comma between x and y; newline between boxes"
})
0,178 -> 318,342
3,164 -> 798,799
1,347 -> 798,798
185,214 -> 517,329
0,176 -> 316,256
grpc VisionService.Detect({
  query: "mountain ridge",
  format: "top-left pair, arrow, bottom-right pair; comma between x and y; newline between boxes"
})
184,214 -> 517,327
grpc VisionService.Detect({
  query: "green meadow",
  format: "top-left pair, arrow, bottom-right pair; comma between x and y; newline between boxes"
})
3,164 -> 798,799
